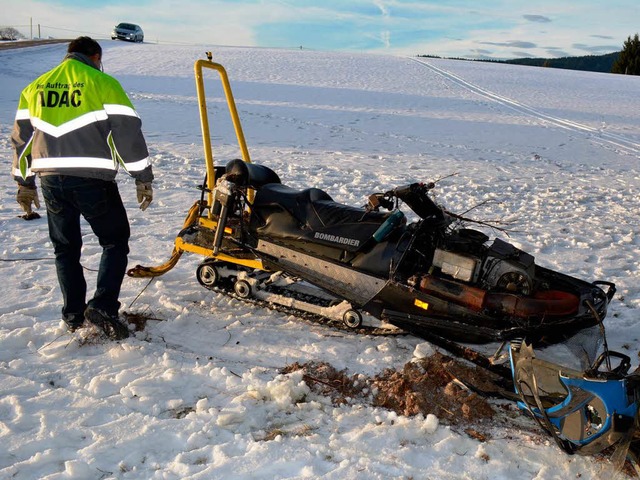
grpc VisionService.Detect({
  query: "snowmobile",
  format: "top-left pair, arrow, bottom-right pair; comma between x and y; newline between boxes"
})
131,155 -> 615,346
127,55 -> 639,459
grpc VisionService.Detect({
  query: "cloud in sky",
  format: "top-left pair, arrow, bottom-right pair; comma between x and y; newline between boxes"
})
523,15 -> 552,23
4,0 -> 637,59
373,0 -> 390,19
480,40 -> 538,49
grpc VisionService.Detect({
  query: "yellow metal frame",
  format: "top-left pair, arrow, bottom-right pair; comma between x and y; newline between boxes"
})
127,54 -> 264,278
195,53 -> 252,216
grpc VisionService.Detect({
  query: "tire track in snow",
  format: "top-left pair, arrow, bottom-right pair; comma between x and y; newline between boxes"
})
411,57 -> 640,157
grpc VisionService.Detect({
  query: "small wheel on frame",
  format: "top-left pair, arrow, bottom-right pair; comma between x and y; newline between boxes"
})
233,279 -> 252,299
196,262 -> 220,290
342,309 -> 363,329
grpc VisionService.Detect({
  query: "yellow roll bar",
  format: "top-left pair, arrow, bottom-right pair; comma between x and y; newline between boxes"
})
194,52 -> 252,216
127,54 -> 259,278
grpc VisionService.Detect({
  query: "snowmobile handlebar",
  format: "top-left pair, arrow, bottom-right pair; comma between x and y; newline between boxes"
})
380,182 -> 443,220
386,182 -> 436,198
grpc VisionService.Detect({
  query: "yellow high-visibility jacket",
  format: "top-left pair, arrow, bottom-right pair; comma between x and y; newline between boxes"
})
11,52 -> 153,186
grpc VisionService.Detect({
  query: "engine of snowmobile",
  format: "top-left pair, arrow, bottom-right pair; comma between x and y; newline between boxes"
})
413,226 -> 536,296
398,219 -> 607,331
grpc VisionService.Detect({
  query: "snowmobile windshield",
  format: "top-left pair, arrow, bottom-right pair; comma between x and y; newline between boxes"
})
509,342 -> 639,455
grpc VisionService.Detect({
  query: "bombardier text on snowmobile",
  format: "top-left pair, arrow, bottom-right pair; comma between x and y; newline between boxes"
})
127,54 -> 638,459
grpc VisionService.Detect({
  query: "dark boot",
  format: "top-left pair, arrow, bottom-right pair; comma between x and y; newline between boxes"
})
84,307 -> 129,340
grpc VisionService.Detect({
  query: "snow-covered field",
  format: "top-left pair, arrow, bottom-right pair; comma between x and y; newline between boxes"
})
1,41 -> 640,479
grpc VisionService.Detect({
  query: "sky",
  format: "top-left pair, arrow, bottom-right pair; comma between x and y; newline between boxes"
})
1,0 -> 638,59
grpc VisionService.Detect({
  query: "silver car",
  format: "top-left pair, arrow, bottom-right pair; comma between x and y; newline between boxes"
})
111,23 -> 144,43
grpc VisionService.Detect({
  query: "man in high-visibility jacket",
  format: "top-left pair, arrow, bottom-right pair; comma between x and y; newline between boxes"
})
11,36 -> 154,340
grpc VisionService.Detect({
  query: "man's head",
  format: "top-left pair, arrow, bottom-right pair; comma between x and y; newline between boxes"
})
68,36 -> 102,69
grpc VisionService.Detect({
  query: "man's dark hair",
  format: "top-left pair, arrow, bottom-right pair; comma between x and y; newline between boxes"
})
67,36 -> 102,57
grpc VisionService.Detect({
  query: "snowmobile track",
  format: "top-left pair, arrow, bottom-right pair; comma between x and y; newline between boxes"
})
206,282 -> 406,338
411,57 -> 640,157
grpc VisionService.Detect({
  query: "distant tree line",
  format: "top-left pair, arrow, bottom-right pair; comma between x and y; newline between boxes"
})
504,52 -> 620,73
418,33 -> 640,76
0,27 -> 25,41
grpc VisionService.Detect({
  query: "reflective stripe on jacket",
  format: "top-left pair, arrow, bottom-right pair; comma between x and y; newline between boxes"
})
11,53 -> 153,186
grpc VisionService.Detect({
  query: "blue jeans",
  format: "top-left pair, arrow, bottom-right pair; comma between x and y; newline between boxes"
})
40,176 -> 130,323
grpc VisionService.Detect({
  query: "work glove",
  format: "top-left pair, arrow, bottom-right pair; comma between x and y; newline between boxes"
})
136,181 -> 153,211
16,185 -> 41,220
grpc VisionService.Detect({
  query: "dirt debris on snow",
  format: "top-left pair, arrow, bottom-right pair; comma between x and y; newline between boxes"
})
372,352 -> 496,423
281,360 -> 370,406
282,351 -> 496,431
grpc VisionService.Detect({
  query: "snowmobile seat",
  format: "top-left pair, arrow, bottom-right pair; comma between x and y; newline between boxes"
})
225,159 -> 281,189
251,183 -> 398,253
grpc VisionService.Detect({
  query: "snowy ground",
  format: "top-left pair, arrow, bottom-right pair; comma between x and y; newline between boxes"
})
1,41 -> 640,479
